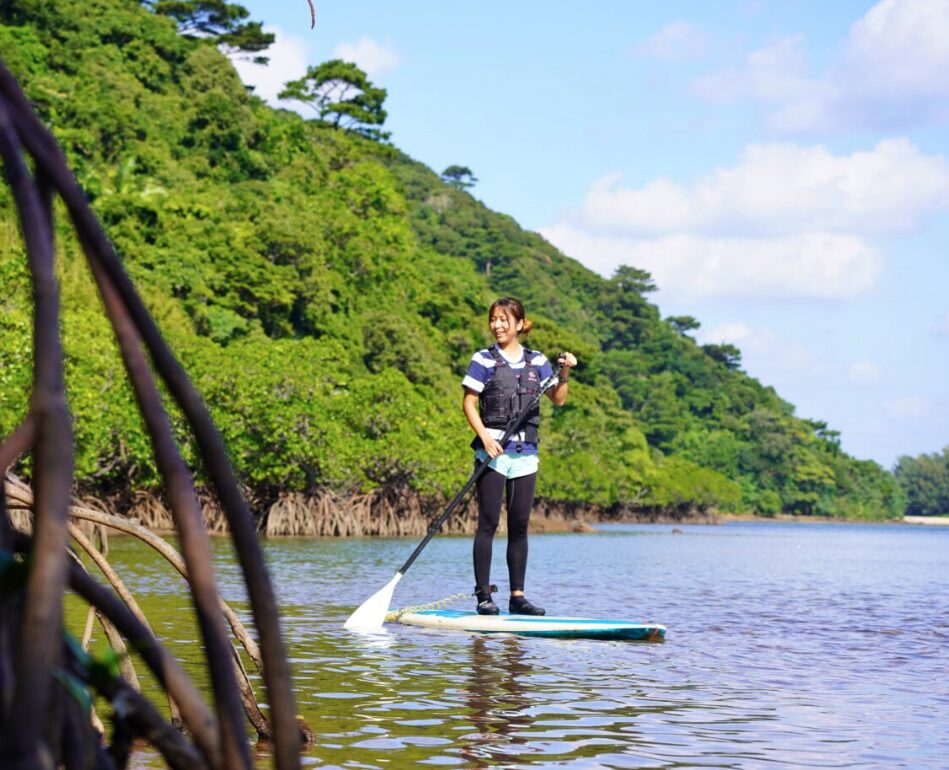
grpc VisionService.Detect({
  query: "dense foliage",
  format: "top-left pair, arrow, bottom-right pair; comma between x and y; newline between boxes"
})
894,448 -> 949,516
0,0 -> 905,519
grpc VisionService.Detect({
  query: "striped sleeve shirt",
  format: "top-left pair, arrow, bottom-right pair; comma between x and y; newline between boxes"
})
462,344 -> 553,394
462,344 -> 553,454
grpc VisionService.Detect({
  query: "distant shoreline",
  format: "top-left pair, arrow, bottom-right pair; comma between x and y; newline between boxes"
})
902,515 -> 949,526
721,513 -> 916,525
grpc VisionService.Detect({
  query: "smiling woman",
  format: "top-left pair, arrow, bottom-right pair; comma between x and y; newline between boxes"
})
461,297 -> 577,617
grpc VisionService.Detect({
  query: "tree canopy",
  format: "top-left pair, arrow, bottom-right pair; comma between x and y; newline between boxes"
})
279,59 -> 390,141
702,343 -> 742,371
441,165 -> 478,190
148,0 -> 273,61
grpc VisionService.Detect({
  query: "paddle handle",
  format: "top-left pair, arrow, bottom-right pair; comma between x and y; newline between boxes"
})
397,363 -> 563,577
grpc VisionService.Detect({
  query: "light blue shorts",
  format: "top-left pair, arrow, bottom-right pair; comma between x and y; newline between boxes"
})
474,449 -> 539,479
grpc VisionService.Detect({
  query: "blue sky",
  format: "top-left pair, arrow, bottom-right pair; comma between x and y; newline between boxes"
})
233,0 -> 949,469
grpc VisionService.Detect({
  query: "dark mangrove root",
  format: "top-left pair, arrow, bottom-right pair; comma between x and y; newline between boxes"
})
0,64 -> 301,767
0,414 -> 34,478
0,86 -> 73,770
0,56 -> 300,767
87,261 -> 250,768
58,538 -> 221,768
59,633 -> 204,770
67,523 -> 183,723
7,478 -> 263,672
95,610 -> 141,694
67,526 -> 151,653
56,656 -> 101,770
64,545 -> 139,692
106,686 -> 203,770
7,477 -> 276,739
80,605 -> 96,650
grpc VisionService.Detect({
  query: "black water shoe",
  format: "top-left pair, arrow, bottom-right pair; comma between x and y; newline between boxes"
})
509,595 -> 546,616
475,585 -> 500,615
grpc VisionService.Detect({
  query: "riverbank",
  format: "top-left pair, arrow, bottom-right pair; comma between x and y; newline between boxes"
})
121,489 -> 723,536
4,473 -> 721,537
19,475 -> 934,536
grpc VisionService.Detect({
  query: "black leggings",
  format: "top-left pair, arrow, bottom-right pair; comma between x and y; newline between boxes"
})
473,469 -> 537,592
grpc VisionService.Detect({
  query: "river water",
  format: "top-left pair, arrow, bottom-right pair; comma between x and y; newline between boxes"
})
72,521 -> 948,769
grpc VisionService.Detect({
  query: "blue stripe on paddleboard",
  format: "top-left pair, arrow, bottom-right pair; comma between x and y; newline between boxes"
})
413,609 -> 654,627
397,610 -> 666,640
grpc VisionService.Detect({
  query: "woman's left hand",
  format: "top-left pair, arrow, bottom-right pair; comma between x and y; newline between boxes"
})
549,352 -> 577,405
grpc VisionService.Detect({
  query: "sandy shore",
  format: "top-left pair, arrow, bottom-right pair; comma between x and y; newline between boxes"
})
903,515 -> 949,526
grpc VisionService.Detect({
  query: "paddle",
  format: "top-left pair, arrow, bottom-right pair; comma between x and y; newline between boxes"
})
343,359 -> 564,630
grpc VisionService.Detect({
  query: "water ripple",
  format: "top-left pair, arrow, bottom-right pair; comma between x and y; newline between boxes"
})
72,521 -> 949,769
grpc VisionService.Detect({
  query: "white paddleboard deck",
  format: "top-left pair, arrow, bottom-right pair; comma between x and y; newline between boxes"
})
394,609 -> 665,641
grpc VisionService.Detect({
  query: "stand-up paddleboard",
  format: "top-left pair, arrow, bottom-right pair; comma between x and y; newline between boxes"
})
394,609 -> 665,641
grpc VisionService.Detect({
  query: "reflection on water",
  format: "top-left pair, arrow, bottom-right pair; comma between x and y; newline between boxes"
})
461,637 -> 531,765
68,522 -> 949,769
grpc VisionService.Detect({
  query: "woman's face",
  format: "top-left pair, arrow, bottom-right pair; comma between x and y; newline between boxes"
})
489,307 -> 523,346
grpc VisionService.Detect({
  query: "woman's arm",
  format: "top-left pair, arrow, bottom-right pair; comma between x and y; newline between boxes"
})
463,389 -> 504,458
546,352 -> 577,406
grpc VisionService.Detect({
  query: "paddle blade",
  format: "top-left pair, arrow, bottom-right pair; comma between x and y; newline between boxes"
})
344,572 -> 403,631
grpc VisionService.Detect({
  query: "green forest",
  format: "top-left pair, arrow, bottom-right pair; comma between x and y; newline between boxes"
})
0,0 -> 925,523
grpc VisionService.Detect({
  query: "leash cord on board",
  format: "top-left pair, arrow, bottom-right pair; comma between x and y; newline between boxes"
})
384,591 -> 473,622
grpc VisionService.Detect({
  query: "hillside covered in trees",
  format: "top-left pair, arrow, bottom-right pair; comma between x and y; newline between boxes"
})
0,0 -> 906,523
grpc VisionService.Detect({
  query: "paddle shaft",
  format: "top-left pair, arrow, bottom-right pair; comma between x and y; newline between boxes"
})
397,364 -> 563,576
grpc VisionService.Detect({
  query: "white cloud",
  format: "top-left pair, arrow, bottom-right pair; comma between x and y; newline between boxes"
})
231,26 -> 309,111
540,137 -> 949,300
693,35 -> 814,104
693,334 -> 882,392
571,140 -> 949,238
886,396 -> 934,419
540,225 -> 881,300
702,323 -> 753,345
844,0 -> 949,102
694,0 -> 949,132
848,361 -> 883,385
635,22 -> 708,61
333,38 -> 401,77
698,324 -> 829,384
932,312 -> 949,336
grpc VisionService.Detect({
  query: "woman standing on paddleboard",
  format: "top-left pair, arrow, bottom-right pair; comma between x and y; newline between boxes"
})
462,297 -> 577,616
